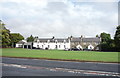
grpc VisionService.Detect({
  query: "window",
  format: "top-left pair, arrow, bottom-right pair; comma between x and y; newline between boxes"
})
37,45 -> 39,48
64,40 -> 66,44
48,45 -> 50,48
55,45 -> 58,49
37,40 -> 40,43
19,45 -> 22,47
59,45 -> 60,48
47,40 -> 50,43
55,40 -> 58,43
64,45 -> 66,49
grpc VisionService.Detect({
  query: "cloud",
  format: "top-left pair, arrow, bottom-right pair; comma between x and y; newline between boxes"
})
67,0 -> 119,2
0,0 -> 118,38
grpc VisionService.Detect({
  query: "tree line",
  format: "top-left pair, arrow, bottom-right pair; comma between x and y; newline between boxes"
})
0,20 -> 24,48
97,25 -> 120,52
0,20 -> 37,48
0,20 -> 120,51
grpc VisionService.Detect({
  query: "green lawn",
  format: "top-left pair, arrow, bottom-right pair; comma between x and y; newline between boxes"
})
0,48 -> 119,62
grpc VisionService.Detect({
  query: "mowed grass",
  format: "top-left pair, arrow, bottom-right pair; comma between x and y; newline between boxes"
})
0,48 -> 119,62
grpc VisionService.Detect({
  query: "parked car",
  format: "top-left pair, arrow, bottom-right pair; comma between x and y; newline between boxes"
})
45,47 -> 48,50
64,48 -> 70,51
70,48 -> 80,51
83,48 -> 93,51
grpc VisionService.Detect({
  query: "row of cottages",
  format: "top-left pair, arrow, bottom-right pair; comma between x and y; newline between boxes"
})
16,36 -> 101,50
33,37 -> 70,50
70,36 -> 101,50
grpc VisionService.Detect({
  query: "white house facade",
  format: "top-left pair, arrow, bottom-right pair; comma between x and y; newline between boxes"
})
16,36 -> 101,50
33,37 -> 71,50
16,40 -> 27,48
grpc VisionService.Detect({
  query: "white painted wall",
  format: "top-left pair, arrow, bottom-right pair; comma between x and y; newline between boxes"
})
16,44 -> 23,48
33,42 -> 70,50
76,45 -> 83,50
88,44 -> 94,50
22,40 -> 27,43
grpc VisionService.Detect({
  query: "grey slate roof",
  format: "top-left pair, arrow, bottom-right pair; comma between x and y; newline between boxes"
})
33,37 -> 100,43
71,38 -> 81,42
82,38 -> 100,42
71,37 -> 100,42
39,38 -> 51,42
34,38 -> 69,42
24,42 -> 32,45
54,38 -> 69,42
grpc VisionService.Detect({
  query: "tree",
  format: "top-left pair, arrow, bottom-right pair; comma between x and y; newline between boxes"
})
0,20 -> 11,48
27,35 -> 34,42
114,25 -> 120,51
10,33 -> 24,47
99,32 -> 115,51
0,20 -> 24,48
96,34 -> 99,37
100,32 -> 111,43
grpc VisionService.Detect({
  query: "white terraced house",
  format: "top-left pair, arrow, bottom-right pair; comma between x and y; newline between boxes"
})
33,37 -> 70,50
16,36 -> 101,50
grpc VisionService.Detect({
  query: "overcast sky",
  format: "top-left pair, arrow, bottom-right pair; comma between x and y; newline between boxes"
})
0,0 -> 119,38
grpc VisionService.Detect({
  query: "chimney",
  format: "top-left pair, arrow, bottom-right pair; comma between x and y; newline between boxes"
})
70,36 -> 73,40
80,35 -> 83,38
52,36 -> 55,39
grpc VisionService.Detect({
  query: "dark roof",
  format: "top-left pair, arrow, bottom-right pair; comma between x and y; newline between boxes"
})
71,38 -> 81,42
54,38 -> 69,42
24,42 -> 32,45
71,37 -> 100,42
82,38 -> 100,42
33,37 -> 100,43
39,38 -> 51,42
34,38 -> 69,42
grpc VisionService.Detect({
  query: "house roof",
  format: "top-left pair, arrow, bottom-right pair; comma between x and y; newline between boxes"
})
33,37 -> 100,43
71,37 -> 100,42
34,38 -> 69,42
82,38 -> 100,42
71,37 -> 81,42
24,42 -> 32,45
54,38 -> 69,42
16,40 -> 25,44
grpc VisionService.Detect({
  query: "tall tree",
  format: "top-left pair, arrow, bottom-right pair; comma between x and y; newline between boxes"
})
114,25 -> 120,51
0,20 -> 11,47
10,33 -> 24,47
99,32 -> 115,51
96,34 -> 99,37
100,32 -> 111,43
27,35 -> 34,42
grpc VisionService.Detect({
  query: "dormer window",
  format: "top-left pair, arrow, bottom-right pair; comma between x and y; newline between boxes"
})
64,40 -> 66,43
55,40 -> 58,43
37,40 -> 40,43
52,36 -> 55,42
47,40 -> 50,43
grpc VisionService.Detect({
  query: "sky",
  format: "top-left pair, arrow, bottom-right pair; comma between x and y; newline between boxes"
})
0,0 -> 119,38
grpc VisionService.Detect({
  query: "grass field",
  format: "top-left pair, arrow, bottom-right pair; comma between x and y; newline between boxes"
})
0,48 -> 119,62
